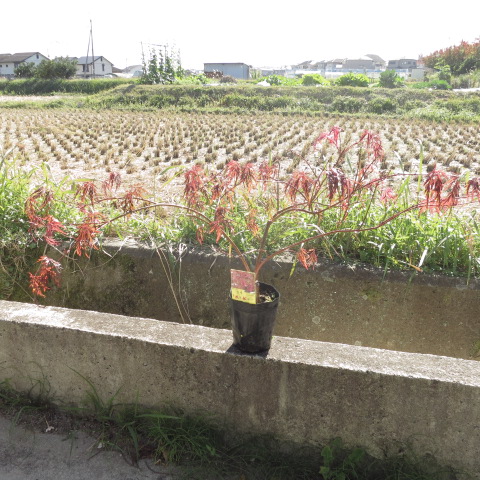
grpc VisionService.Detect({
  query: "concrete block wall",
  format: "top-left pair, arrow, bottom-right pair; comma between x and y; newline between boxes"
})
30,241 -> 480,360
1,300 -> 479,478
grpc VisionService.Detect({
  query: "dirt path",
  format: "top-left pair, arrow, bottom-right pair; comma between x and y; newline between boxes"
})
0,95 -> 64,102
0,414 -> 178,480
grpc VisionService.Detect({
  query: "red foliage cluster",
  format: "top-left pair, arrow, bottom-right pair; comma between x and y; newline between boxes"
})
25,187 -> 66,246
29,256 -> 62,298
73,210 -> 104,257
25,172 -> 149,297
420,38 -> 480,74
467,178 -> 480,201
423,169 -> 463,212
297,248 -> 318,270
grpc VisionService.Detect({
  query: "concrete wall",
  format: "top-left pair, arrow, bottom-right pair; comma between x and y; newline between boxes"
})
1,300 -> 479,478
25,241 -> 480,360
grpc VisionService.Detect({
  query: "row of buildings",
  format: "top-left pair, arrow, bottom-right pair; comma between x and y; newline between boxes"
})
291,55 -> 418,75
0,52 -> 423,81
205,55 -> 423,81
0,52 -> 115,78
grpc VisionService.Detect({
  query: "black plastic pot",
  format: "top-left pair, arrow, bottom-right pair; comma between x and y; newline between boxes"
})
230,282 -> 280,353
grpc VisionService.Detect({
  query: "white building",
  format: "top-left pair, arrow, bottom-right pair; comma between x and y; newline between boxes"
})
0,52 -> 49,78
72,56 -> 114,78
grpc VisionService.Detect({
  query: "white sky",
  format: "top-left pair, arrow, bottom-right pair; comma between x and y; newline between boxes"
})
2,1 -> 479,70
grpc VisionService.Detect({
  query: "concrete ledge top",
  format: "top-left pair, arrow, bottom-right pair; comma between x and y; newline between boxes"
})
1,300 -> 479,387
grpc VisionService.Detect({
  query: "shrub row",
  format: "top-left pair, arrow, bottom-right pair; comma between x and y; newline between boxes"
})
2,81 -> 480,121
86,84 -> 480,118
0,78 -> 136,95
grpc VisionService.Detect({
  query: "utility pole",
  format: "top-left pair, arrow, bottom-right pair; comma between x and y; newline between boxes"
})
91,20 -> 95,79
85,20 -> 95,79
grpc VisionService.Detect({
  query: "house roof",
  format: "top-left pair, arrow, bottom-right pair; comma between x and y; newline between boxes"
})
76,56 -> 112,65
365,54 -> 385,63
388,58 -> 417,62
122,64 -> 143,73
204,62 -> 249,67
0,52 -> 46,63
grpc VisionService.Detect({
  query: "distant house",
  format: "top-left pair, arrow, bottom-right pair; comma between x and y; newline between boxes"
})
71,56 -> 114,77
365,54 -> 386,69
120,64 -> 143,78
325,59 -> 346,73
204,62 -> 250,80
387,59 -> 418,71
343,55 -> 385,72
343,57 -> 376,70
292,54 -> 385,77
293,60 -> 326,72
293,60 -> 315,71
0,52 -> 49,78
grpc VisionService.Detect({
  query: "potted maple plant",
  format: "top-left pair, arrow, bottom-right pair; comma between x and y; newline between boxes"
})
170,127 -> 412,352
26,127 -> 480,353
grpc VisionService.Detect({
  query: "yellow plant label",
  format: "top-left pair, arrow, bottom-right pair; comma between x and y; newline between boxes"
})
230,269 -> 257,304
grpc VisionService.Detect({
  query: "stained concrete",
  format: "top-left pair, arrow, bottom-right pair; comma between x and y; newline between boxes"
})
1,300 -> 479,478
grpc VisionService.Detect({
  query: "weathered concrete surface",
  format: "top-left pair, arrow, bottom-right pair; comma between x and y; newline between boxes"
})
24,240 -> 480,360
1,300 -> 479,478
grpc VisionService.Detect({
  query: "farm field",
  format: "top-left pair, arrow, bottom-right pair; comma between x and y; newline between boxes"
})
1,107 -> 480,193
2,97 -> 480,285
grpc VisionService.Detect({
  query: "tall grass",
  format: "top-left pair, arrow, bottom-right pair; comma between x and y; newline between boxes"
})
2,145 -> 480,301
0,148 -> 33,298
0,149 -> 85,299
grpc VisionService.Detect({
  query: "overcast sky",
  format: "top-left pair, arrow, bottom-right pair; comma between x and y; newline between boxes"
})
2,1 -> 479,70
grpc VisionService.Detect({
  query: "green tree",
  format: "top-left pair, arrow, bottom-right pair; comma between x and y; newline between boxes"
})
435,61 -> 452,84
379,70 -> 404,88
51,57 -> 77,79
35,57 -> 77,79
35,60 -> 55,79
14,63 -> 37,78
301,74 -> 328,86
336,73 -> 370,87
264,74 -> 283,86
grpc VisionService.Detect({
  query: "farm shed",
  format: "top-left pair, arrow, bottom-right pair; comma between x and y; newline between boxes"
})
204,62 -> 250,79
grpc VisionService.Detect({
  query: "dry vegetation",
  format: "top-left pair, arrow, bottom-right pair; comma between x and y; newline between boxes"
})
1,109 -> 480,192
